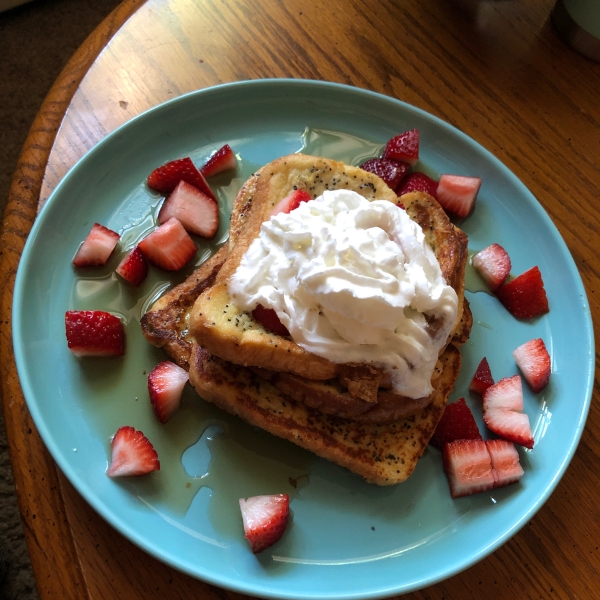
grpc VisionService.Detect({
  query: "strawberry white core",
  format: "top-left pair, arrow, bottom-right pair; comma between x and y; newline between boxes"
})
228,189 -> 458,398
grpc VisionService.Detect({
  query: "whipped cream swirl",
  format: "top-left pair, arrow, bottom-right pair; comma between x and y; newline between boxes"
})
227,189 -> 458,398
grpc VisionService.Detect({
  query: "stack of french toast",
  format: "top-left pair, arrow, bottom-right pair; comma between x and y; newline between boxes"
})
141,153 -> 472,485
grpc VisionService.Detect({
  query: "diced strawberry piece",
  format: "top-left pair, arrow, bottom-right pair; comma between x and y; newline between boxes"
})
138,218 -> 197,271
483,408 -> 534,449
486,439 -> 525,488
472,243 -> 511,292
252,304 -> 290,337
200,144 -> 237,178
442,439 -> 495,498
430,398 -> 482,449
148,361 -> 189,423
396,172 -> 438,198
436,174 -> 481,218
496,266 -> 549,319
65,310 -> 125,357
382,129 -> 419,166
270,189 -> 312,217
158,180 -> 219,238
513,338 -> 551,393
359,158 -> 410,191
239,494 -> 290,553
115,246 -> 148,286
106,426 -> 160,477
72,223 -> 120,268
469,357 -> 495,396
483,376 -> 533,448
442,439 -> 525,498
482,375 -> 523,412
147,156 -> 216,201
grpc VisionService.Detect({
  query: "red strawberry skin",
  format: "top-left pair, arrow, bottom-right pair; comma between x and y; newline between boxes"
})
148,361 -> 189,423
496,266 -> 549,319
200,144 -> 237,178
239,494 -> 290,553
442,439 -> 495,498
147,156 -> 216,201
469,357 -> 495,396
65,310 -> 125,357
513,338 -> 551,393
116,246 -> 148,286
270,189 -> 312,217
396,172 -> 438,198
360,158 -> 410,191
252,304 -> 290,337
138,218 -> 197,271
158,180 -> 219,238
430,398 -> 482,449
472,243 -> 511,292
106,426 -> 160,477
73,223 -> 120,268
382,129 -> 419,166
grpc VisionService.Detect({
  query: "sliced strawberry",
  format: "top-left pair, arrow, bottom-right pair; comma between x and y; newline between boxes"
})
239,494 -> 290,553
252,304 -> 290,337
486,439 -> 525,488
496,266 -> 549,319
430,398 -> 482,449
482,375 -> 523,412
359,158 -> 410,191
513,338 -> 551,393
158,180 -> 219,238
436,174 -> 481,218
469,357 -> 495,396
270,189 -> 312,217
148,361 -> 189,423
138,218 -> 197,271
73,223 -> 120,268
147,156 -> 216,201
65,310 -> 125,357
396,172 -> 438,198
106,426 -> 160,477
483,408 -> 534,449
115,246 -> 148,286
382,129 -> 419,166
472,243 -> 511,292
200,144 -> 237,178
442,439 -> 495,498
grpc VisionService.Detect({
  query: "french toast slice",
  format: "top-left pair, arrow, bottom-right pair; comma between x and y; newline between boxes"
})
141,153 -> 471,480
188,342 -> 462,485
189,155 -> 469,387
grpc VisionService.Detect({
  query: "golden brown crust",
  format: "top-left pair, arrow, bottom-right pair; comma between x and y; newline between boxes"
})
140,246 -> 228,369
188,342 -> 461,485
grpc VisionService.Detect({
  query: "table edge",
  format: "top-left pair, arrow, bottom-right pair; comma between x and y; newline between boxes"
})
0,1 -> 146,598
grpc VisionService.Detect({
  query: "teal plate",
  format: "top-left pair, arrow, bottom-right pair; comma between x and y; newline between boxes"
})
13,80 -> 594,599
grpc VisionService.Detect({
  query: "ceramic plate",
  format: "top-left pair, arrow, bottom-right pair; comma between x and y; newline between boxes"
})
13,80 -> 594,599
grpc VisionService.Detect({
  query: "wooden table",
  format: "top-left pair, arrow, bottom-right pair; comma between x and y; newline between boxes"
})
2,0 -> 599,598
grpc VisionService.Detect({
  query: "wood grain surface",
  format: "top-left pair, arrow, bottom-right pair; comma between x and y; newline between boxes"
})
2,0 -> 599,599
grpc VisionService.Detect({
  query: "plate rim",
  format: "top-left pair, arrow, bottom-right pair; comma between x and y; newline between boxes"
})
12,78 -> 595,599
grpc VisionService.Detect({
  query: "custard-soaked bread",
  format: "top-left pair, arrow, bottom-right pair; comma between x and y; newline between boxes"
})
189,342 -> 462,485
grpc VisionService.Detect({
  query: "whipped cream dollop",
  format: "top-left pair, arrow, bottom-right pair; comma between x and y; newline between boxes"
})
227,189 -> 458,398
